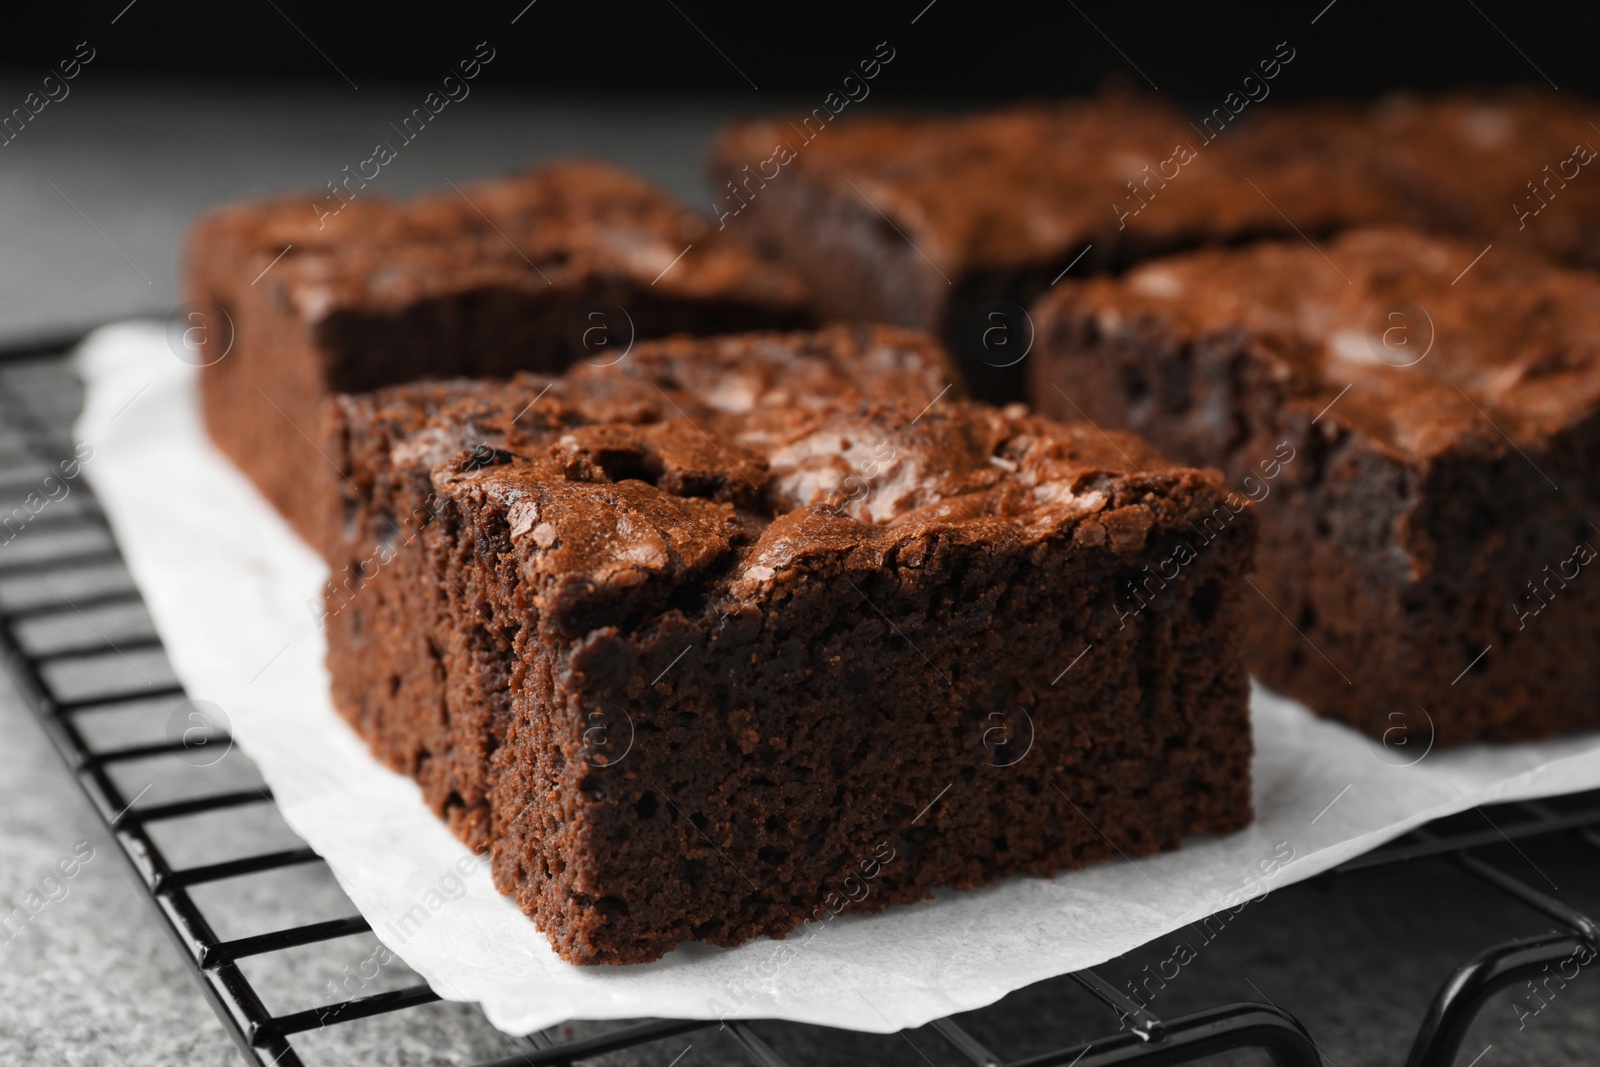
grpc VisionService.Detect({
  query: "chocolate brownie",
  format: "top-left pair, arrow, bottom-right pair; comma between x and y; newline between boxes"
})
186,159 -> 812,548
710,96 -> 1403,403
1233,90 -> 1600,270
324,325 -> 1255,964
322,325 -> 960,850
1032,228 -> 1600,744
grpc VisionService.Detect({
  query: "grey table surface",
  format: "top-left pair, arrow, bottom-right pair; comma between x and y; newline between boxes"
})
0,77 -> 1596,1067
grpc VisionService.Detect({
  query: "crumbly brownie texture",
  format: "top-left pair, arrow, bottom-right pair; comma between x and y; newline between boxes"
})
1233,90 -> 1600,270
710,97 -> 1402,402
1032,228 -> 1600,744
187,159 -> 812,547
325,326 -> 1255,964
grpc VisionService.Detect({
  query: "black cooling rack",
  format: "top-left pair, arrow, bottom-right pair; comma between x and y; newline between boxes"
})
2,331 -> 1597,1067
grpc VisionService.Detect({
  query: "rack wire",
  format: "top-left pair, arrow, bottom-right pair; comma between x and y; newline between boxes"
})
1,331 -> 1596,1067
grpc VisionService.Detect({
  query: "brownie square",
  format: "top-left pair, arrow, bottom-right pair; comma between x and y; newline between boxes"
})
324,325 -> 1256,964
1234,90 -> 1600,271
186,159 -> 812,548
710,96 -> 1402,403
1032,228 -> 1600,744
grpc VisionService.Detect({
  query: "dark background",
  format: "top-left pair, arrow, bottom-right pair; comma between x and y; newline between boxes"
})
2,0 -> 1597,101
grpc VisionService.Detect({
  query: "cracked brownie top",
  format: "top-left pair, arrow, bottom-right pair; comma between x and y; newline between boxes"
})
188,158 -> 809,316
332,325 -> 1234,639
1042,228 -> 1600,460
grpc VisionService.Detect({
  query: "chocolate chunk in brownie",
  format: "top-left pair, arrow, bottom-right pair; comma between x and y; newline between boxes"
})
186,159 -> 813,548
1032,227 -> 1600,744
710,96 -> 1403,403
324,324 -> 1256,964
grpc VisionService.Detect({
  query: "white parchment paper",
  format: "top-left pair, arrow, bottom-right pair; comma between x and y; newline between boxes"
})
74,321 -> 1600,1035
